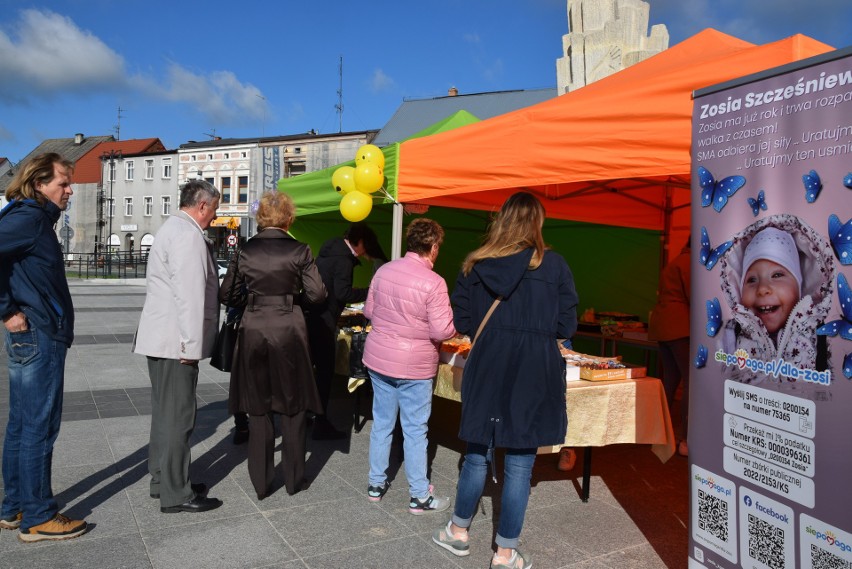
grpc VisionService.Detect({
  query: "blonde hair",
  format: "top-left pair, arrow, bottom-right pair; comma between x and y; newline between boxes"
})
462,191 -> 547,275
255,191 -> 296,230
6,153 -> 74,206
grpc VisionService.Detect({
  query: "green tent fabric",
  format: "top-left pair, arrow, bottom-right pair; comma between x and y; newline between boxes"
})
276,110 -> 481,216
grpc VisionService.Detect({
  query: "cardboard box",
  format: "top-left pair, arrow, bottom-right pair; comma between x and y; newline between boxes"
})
574,364 -> 647,381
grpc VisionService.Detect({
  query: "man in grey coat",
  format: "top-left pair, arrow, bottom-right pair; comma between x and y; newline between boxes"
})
134,180 -> 223,513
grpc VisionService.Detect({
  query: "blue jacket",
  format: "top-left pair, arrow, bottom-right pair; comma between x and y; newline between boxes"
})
452,248 -> 578,448
0,199 -> 74,346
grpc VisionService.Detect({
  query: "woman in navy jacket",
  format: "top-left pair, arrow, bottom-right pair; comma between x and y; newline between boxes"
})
432,192 -> 579,569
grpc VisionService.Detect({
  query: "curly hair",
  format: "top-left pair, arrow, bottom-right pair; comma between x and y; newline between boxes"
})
406,218 -> 444,255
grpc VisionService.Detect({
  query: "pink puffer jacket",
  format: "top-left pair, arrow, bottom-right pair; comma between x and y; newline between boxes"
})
362,252 -> 456,379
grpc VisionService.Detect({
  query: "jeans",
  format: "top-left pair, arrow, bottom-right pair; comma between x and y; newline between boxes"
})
452,443 -> 537,550
2,327 -> 67,530
368,370 -> 434,499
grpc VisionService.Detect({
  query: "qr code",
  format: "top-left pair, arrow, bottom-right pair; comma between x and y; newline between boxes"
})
810,543 -> 852,569
697,489 -> 729,542
747,513 -> 785,568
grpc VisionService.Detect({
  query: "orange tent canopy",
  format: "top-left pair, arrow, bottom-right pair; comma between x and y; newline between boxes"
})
396,29 -> 833,255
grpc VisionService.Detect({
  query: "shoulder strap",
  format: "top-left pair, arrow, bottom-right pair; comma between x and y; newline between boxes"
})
470,297 -> 502,352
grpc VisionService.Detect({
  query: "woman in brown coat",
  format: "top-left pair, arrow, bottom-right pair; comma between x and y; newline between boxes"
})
219,191 -> 327,498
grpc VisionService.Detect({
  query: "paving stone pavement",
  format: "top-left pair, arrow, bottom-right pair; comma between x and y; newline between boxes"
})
0,280 -> 689,568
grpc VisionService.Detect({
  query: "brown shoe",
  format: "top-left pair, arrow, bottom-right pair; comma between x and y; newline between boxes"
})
0,512 -> 22,530
557,447 -> 577,471
18,513 -> 87,543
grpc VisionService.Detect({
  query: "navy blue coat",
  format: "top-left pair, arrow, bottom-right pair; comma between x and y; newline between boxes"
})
452,248 -> 578,449
0,199 -> 74,346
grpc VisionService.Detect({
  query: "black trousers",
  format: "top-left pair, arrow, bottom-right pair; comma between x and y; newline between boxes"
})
247,411 -> 307,497
306,318 -> 336,415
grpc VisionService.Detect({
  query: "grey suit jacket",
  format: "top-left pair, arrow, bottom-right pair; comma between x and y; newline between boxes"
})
134,211 -> 218,360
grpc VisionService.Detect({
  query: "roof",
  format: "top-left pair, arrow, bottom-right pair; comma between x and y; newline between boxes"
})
0,134 -> 115,194
73,138 -> 166,183
180,130 -> 379,150
372,88 -> 556,146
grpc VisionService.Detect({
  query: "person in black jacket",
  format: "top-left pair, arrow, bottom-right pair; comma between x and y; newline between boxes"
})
305,222 -> 378,439
432,192 -> 579,569
0,153 -> 88,542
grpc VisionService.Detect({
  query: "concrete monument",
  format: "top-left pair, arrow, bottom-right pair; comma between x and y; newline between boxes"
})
556,0 -> 669,93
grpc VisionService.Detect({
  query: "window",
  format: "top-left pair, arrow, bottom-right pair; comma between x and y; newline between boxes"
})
286,162 -> 306,177
207,154 -> 213,160
240,151 -> 247,158
294,147 -> 302,154
108,198 -> 115,218
125,160 -> 134,181
108,161 -> 116,182
161,196 -> 171,215
221,176 -> 232,204
238,175 -> 248,203
145,160 -> 154,179
204,177 -> 215,187
144,196 -> 153,216
162,158 -> 172,178
224,153 -> 230,159
124,197 -> 133,216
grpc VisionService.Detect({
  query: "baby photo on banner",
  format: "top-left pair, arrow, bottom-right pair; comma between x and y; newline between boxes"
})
688,47 -> 852,569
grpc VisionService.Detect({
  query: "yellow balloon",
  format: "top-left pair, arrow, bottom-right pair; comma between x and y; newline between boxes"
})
355,144 -> 385,169
339,191 -> 372,222
331,166 -> 356,195
354,162 -> 384,194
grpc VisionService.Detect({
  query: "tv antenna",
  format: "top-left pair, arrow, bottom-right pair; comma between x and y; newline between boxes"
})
114,106 -> 125,140
203,128 -> 217,140
335,55 -> 344,133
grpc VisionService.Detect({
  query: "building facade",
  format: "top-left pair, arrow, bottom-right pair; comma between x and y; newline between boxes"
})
97,149 -> 179,257
179,130 -> 376,258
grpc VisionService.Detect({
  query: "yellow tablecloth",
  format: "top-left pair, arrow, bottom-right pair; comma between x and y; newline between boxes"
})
434,364 -> 675,463
337,331 -> 676,463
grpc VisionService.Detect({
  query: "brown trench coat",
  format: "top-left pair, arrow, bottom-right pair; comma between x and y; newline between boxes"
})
219,229 -> 327,416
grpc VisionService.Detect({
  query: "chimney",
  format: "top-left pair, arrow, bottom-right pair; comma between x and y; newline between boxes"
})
448,86 -> 458,97
74,133 -> 85,145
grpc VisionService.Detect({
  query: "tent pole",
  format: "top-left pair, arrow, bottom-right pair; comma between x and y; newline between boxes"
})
391,202 -> 403,260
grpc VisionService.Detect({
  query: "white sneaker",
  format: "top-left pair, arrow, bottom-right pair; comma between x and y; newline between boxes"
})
409,494 -> 450,515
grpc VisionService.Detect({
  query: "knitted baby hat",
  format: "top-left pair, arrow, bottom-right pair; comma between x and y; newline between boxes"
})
741,227 -> 802,296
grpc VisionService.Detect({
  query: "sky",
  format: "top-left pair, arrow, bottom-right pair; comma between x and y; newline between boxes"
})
1,0 -> 850,164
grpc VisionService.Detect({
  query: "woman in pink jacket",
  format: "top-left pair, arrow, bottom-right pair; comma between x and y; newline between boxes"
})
362,218 -> 456,514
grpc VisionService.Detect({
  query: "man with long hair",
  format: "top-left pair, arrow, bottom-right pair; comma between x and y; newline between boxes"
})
0,153 -> 88,542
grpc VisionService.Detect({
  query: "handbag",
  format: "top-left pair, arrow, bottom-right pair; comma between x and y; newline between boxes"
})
210,308 -> 242,372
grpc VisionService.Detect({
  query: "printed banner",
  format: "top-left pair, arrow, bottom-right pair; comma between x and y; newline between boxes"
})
689,49 -> 852,569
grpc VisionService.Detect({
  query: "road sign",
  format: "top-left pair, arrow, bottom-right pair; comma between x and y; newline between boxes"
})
226,234 -> 238,247
59,226 -> 74,239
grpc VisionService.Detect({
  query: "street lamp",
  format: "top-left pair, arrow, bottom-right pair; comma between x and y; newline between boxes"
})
102,150 -> 122,273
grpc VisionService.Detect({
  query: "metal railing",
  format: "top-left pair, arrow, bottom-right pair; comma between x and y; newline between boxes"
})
64,250 -> 148,279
